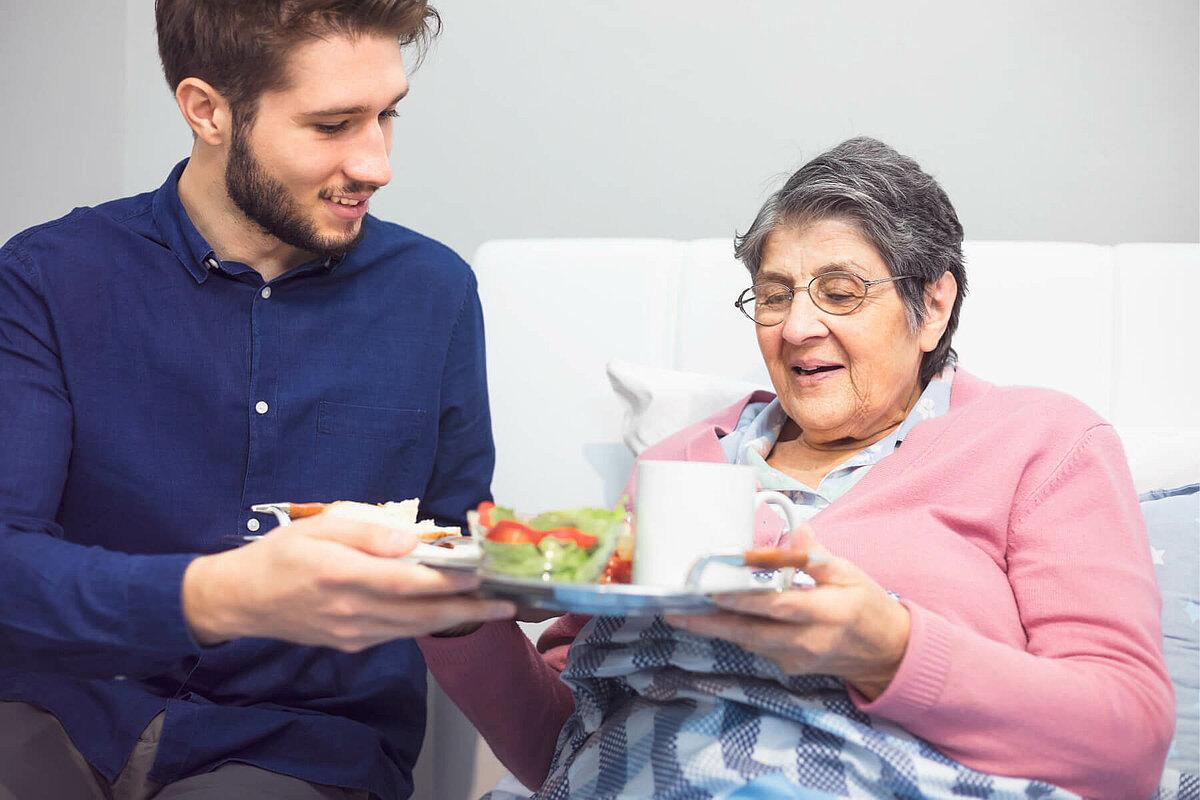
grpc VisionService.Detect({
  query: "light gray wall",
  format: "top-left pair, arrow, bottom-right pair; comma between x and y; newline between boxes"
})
388,0 -> 1200,256
124,0 -> 192,196
4,1 -> 1198,256
0,2 -> 126,240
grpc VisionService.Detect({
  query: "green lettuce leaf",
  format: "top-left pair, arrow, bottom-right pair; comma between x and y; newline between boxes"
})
481,500 -> 627,583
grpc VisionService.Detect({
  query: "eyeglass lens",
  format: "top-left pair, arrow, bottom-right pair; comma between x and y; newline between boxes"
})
740,273 -> 868,323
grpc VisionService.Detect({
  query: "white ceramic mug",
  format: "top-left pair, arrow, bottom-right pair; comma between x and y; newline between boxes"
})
632,460 -> 804,591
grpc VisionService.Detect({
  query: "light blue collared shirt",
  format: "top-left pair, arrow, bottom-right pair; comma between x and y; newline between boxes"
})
720,365 -> 955,523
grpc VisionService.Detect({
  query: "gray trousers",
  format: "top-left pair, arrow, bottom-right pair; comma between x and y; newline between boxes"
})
0,701 -> 372,800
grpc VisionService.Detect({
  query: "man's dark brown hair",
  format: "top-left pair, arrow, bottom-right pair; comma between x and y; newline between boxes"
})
156,0 -> 440,127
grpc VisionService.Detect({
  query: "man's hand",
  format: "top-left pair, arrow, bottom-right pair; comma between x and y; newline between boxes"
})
182,513 -> 516,651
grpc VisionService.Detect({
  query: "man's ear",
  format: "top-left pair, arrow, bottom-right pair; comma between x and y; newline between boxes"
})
918,270 -> 957,353
175,78 -> 233,146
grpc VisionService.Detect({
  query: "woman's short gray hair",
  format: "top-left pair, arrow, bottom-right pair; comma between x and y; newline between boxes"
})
734,137 -> 967,386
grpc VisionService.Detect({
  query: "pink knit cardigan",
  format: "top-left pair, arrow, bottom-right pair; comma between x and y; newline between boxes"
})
420,369 -> 1173,799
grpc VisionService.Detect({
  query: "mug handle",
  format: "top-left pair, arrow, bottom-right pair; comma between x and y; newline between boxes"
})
754,490 -> 804,532
683,492 -> 807,592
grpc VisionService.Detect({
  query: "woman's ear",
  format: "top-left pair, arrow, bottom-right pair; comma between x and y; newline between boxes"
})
918,271 -> 957,353
174,78 -> 233,146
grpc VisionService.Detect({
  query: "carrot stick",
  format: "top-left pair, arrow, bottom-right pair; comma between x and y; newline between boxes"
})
742,548 -> 809,570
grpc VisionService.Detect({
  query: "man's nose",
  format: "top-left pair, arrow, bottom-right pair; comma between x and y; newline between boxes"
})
343,122 -> 392,188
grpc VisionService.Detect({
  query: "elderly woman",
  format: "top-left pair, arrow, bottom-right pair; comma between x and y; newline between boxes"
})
421,138 -> 1173,799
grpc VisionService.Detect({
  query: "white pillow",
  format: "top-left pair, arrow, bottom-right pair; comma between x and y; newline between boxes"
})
605,359 -> 768,456
607,360 -> 1200,493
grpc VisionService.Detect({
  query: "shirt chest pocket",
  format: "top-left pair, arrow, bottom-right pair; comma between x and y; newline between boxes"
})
317,401 -> 427,440
314,402 -> 432,498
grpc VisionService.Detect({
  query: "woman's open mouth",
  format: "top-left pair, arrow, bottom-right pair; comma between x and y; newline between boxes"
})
789,363 -> 843,386
792,364 -> 841,376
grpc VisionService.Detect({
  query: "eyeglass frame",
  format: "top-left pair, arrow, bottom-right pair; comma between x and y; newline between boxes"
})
733,271 -> 922,325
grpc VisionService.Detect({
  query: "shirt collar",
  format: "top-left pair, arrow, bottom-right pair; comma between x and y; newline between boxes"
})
152,159 -> 217,284
151,159 -> 348,285
725,364 -> 956,495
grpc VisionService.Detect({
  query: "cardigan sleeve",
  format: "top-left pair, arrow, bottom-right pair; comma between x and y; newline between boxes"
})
418,613 -> 588,790
854,423 -> 1174,800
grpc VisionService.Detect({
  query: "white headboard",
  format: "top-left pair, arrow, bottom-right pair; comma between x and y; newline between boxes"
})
474,239 -> 1200,510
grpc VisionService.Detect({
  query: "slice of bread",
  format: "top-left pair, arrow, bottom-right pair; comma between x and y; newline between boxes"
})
323,499 -> 461,539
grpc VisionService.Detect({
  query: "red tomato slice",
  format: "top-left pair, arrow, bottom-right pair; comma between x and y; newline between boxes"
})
539,527 -> 598,548
476,501 -> 496,528
485,520 -> 542,545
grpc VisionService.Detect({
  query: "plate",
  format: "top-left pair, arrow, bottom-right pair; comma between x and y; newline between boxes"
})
477,569 -> 787,616
402,540 -> 482,570
401,539 -> 797,616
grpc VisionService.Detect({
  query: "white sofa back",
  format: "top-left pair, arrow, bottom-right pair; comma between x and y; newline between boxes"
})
475,239 -> 1200,510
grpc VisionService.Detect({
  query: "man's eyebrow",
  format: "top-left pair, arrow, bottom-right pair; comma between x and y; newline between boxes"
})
301,90 -> 409,117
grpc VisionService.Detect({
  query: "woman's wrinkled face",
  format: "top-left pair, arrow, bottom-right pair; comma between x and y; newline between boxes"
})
754,220 -> 938,447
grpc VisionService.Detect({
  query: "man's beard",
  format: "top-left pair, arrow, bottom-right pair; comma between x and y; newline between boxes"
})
225,125 -> 367,259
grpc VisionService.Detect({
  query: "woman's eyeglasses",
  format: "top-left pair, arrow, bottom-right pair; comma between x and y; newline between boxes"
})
734,272 -> 920,325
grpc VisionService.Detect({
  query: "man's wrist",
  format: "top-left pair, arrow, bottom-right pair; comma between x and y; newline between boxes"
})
181,554 -> 236,646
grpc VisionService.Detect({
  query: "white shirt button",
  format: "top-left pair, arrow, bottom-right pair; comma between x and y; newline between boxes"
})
247,518 -> 261,532
255,401 -> 269,414
260,287 -> 272,299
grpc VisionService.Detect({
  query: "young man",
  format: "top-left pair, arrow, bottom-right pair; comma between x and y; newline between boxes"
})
0,2 -> 512,798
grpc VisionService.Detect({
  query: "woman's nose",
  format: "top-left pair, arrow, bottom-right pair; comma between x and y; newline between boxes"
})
779,290 -> 830,342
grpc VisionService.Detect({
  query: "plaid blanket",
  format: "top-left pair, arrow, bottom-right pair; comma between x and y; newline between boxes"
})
484,614 -> 1082,800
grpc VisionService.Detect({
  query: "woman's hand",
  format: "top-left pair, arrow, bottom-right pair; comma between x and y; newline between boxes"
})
665,524 -> 910,700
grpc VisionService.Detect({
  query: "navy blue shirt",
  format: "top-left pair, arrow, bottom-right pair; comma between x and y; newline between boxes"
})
0,161 -> 494,798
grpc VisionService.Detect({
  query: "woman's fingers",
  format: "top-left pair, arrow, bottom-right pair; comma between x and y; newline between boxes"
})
666,541 -> 912,693
710,587 -> 815,620
787,522 -> 819,553
785,523 -> 837,582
